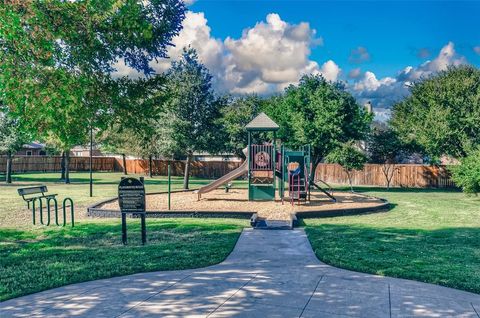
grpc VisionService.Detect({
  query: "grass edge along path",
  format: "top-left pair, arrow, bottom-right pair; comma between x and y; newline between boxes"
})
0,218 -> 247,301
303,187 -> 480,295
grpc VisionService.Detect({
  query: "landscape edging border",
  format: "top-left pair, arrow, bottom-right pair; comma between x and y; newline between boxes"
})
87,189 -> 390,220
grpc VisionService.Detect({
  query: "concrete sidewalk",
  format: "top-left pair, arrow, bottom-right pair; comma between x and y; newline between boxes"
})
1,228 -> 479,317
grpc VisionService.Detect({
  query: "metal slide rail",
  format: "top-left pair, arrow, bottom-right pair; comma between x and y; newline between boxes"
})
311,178 -> 337,202
31,197 -> 75,227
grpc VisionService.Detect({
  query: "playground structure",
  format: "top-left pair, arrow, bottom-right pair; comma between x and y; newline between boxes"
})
90,112 -> 389,228
197,113 -> 336,204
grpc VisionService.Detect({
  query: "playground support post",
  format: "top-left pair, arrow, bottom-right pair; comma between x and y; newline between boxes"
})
273,131 -> 277,199
149,155 -> 153,178
89,123 -> 93,197
247,131 -> 251,200
168,164 -> 171,210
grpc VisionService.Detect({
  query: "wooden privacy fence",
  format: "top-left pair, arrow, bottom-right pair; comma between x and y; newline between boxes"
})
315,163 -> 456,188
120,159 -> 243,179
0,156 -> 457,188
0,156 -> 115,173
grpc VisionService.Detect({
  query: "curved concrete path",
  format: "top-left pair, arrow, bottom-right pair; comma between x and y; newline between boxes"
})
1,229 -> 479,317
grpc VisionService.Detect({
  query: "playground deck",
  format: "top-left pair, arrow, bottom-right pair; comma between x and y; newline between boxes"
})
98,189 -> 387,221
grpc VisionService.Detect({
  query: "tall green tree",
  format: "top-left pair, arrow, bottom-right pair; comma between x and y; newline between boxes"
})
0,110 -> 29,183
220,95 -> 262,159
156,48 -> 223,189
101,76 -> 167,174
0,0 -> 185,183
391,65 -> 480,159
263,74 -> 372,180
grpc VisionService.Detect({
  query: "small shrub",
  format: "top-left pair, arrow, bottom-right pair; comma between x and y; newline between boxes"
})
451,148 -> 480,195
326,143 -> 367,192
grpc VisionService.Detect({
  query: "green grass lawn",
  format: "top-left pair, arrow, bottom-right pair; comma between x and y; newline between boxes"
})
304,187 -> 480,294
0,172 -> 248,301
0,171 -> 247,227
2,172 -> 479,299
0,218 -> 246,301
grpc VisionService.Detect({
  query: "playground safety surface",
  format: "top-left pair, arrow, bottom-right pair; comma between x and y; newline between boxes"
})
97,189 -> 388,221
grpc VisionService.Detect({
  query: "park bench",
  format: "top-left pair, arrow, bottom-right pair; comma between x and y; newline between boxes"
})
17,186 -> 57,209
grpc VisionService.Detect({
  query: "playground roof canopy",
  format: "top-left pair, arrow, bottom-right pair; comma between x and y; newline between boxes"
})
245,112 -> 279,131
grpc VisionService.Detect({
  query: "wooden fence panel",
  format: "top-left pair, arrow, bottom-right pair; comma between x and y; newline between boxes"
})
0,156 -> 456,188
314,163 -> 456,188
0,156 -> 115,173
119,159 -> 242,179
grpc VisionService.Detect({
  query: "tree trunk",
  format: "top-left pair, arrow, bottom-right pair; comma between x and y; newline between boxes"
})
386,166 -> 391,190
6,151 -> 13,184
183,153 -> 192,190
149,155 -> 153,178
382,165 -> 389,190
64,151 -> 70,184
122,154 -> 127,175
346,170 -> 353,192
382,164 -> 395,190
309,156 -> 321,185
60,151 -> 66,180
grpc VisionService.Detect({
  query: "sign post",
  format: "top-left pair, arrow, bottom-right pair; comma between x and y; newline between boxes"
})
118,177 -> 147,245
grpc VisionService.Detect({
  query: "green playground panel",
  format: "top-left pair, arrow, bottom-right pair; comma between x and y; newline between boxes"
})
249,184 -> 275,200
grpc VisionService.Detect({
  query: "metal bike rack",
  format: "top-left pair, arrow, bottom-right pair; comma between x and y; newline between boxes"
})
31,197 -> 75,227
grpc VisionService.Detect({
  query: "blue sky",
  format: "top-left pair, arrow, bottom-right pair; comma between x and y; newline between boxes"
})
116,1 -> 480,119
190,1 -> 480,79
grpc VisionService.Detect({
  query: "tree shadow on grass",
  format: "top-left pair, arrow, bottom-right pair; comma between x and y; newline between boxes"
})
304,223 -> 480,294
0,220 -> 245,301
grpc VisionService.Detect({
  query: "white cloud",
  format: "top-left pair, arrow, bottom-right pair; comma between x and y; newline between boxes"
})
397,42 -> 466,82
354,71 -> 395,92
112,58 -> 143,78
151,11 -> 224,75
350,42 -> 468,113
422,41 -> 465,72
318,60 -> 341,82
113,12 -> 329,94
352,71 -> 407,111
474,46 -> 480,55
112,12 -> 469,118
223,13 -> 324,93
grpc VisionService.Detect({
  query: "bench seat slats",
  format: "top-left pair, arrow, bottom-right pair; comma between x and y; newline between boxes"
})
17,186 -> 57,202
18,186 -> 48,196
